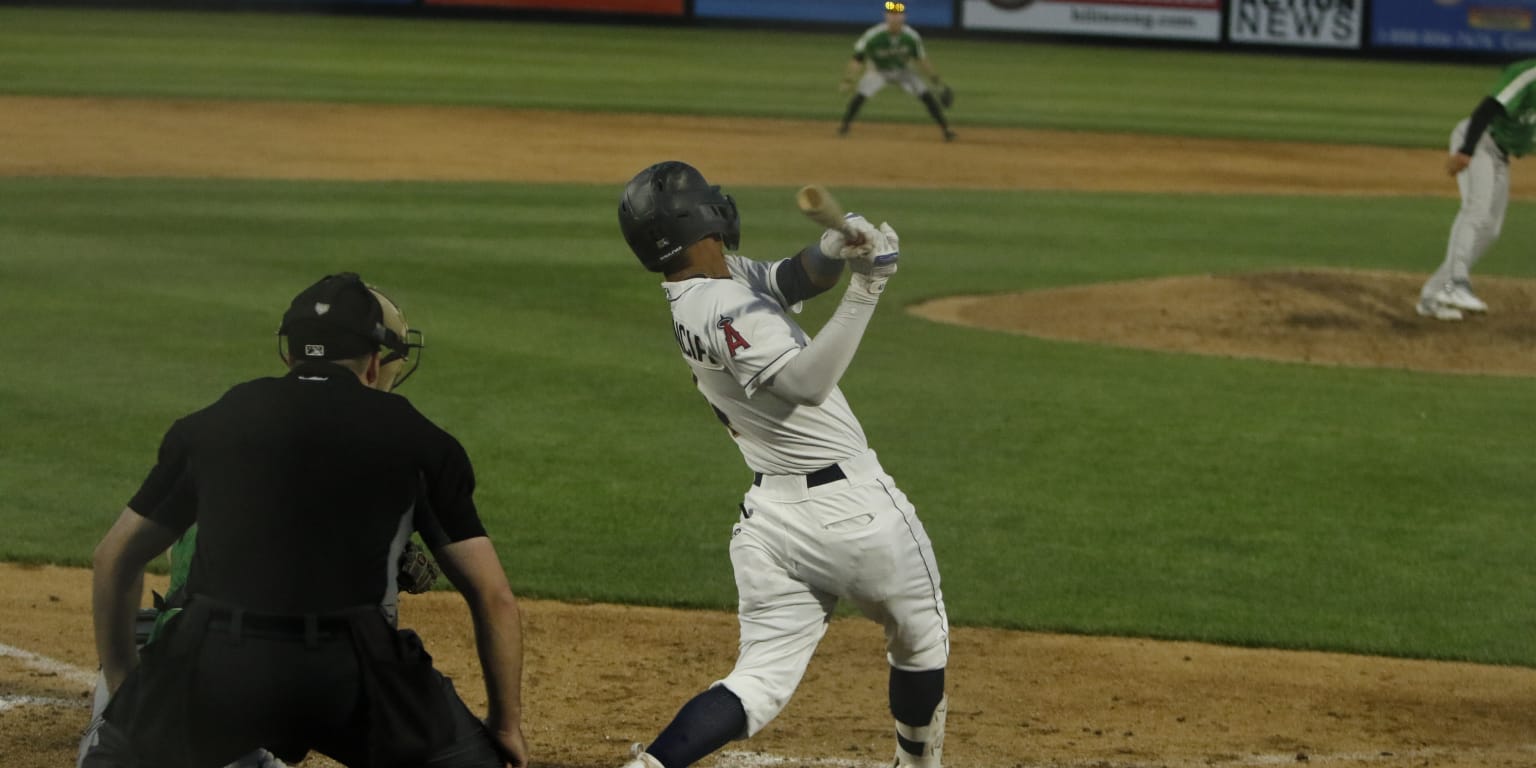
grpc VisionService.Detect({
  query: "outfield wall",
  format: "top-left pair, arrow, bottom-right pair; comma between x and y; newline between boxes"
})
25,0 -> 1536,58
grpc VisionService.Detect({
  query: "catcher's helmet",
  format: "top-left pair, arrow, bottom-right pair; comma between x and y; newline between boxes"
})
618,161 -> 740,272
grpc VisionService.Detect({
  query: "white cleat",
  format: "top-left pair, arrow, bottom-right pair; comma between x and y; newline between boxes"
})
1416,297 -> 1464,321
1439,281 -> 1488,313
620,744 -> 665,768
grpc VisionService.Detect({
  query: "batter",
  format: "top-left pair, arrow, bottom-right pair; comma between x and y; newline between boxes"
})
614,161 -> 950,768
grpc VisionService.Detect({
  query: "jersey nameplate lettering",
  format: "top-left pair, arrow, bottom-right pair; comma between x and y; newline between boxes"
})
675,321 -> 723,369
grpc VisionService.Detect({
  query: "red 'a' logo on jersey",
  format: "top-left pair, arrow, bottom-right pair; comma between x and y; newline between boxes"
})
718,316 -> 751,358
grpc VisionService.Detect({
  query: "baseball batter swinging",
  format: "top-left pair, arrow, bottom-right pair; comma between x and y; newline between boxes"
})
838,1 -> 956,142
615,161 -> 950,768
1417,58 -> 1536,320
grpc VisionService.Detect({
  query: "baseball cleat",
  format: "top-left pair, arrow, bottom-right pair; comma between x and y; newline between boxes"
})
1415,297 -> 1464,321
942,130 -> 956,142
837,123 -> 850,137
620,744 -> 665,768
1439,281 -> 1488,313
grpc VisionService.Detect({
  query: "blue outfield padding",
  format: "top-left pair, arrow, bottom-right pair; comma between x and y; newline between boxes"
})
695,0 -> 953,27
1374,0 -> 1536,53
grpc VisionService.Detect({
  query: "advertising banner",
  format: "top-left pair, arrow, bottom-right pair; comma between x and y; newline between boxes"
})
423,0 -> 684,14
1228,0 -> 1362,49
694,0 -> 954,26
1373,0 -> 1536,53
961,0 -> 1221,42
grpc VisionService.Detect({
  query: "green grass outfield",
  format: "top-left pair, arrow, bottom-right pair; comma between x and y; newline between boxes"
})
1,8 -> 1532,667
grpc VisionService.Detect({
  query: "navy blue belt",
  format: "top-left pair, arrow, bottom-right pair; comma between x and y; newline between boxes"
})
753,464 -> 847,488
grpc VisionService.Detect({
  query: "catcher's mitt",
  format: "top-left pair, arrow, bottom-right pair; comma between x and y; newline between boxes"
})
398,540 -> 440,594
938,84 -> 955,109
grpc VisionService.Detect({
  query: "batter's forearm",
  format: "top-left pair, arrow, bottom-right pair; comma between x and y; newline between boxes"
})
764,292 -> 877,405
776,246 -> 845,304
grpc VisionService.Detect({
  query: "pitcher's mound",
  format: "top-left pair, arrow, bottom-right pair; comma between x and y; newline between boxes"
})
911,269 -> 1536,377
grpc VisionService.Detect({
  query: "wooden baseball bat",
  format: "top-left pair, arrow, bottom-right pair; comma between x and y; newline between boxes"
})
796,184 -> 865,245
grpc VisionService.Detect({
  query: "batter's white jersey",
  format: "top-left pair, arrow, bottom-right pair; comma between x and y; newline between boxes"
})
662,253 -> 868,475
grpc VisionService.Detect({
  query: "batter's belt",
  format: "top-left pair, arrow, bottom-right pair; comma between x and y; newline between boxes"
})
748,450 -> 883,500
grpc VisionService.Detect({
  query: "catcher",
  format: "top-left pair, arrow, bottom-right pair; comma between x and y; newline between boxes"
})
838,1 -> 956,142
81,274 -> 526,768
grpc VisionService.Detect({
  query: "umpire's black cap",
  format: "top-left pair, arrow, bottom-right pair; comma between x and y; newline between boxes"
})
278,272 -> 387,361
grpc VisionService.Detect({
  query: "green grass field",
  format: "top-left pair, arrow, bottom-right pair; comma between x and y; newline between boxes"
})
1,8 -> 1532,667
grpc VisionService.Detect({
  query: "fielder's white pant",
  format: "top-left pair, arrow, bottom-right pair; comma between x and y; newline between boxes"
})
1423,118 -> 1510,299
857,67 -> 930,99
719,450 -> 949,736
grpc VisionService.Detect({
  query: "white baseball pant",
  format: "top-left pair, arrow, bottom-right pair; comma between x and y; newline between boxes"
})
856,68 -> 930,99
1423,117 -> 1510,299
717,450 -> 949,736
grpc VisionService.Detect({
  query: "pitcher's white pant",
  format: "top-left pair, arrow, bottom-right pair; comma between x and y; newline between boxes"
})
857,67 -> 930,99
1423,118 -> 1510,299
718,450 -> 948,736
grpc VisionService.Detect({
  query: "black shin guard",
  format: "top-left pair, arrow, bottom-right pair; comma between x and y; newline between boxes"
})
890,667 -> 946,762
645,686 -> 748,768
841,94 -> 867,128
920,93 -> 950,131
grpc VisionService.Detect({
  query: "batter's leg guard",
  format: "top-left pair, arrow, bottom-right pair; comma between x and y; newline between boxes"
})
918,93 -> 952,139
890,668 -> 946,768
839,95 -> 867,135
641,686 -> 748,768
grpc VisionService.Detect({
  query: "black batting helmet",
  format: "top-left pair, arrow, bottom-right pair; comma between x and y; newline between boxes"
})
618,161 -> 741,272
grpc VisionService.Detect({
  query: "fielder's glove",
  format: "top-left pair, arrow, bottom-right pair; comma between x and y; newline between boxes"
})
937,83 -> 954,109
398,540 -> 440,594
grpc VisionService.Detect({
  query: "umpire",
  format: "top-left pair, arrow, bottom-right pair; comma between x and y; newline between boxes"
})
84,273 -> 528,768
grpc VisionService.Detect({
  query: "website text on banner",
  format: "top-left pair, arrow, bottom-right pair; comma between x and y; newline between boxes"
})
696,0 -> 953,25
1374,0 -> 1536,53
423,0 -> 683,13
962,0 -> 1221,41
1229,0 -> 1362,49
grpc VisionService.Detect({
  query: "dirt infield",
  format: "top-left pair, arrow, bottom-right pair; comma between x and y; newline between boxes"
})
2,97 -> 1533,768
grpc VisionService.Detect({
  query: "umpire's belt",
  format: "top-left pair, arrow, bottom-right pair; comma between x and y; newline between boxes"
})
199,599 -> 364,647
753,464 -> 846,489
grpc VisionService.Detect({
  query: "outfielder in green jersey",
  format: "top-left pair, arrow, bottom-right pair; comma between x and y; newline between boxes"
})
1417,58 -> 1536,320
838,1 -> 955,142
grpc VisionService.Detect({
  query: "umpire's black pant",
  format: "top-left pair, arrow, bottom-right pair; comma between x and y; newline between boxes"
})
82,598 -> 506,768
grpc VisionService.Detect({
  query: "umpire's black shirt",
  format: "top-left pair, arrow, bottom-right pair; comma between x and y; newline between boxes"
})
128,361 -> 485,615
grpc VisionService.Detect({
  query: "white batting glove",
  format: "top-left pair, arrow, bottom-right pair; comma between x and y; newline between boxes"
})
847,222 -> 899,297
819,213 -> 879,260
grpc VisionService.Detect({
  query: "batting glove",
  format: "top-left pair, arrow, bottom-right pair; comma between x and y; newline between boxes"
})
820,213 -> 880,261
848,222 -> 899,297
